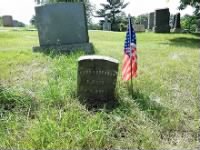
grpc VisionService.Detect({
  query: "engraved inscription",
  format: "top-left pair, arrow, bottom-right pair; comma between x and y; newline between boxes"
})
77,55 -> 119,101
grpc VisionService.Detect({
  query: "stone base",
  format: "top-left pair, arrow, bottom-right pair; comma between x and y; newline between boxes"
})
146,29 -> 153,32
33,43 -> 93,54
153,26 -> 170,33
171,28 -> 182,33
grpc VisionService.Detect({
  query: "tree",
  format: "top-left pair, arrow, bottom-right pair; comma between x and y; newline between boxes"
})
30,15 -> 36,27
178,0 -> 200,17
181,14 -> 197,32
96,0 -> 129,30
35,0 -> 94,24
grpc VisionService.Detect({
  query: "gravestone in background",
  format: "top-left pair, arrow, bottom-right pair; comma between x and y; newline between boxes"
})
2,15 -> 13,27
172,15 -> 176,28
153,8 -> 170,33
196,19 -> 200,33
133,24 -> 145,32
171,13 -> 181,32
148,12 -> 154,30
33,3 -> 92,53
141,20 -> 148,29
103,17 -> 111,31
77,55 -> 119,108
13,20 -> 25,27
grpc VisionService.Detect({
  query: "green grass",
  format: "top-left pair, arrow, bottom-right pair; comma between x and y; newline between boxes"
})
0,28 -> 199,149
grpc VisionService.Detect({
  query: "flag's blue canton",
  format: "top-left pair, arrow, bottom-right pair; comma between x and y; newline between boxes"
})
124,18 -> 136,57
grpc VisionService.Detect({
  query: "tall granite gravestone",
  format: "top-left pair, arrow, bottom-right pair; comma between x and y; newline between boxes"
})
196,19 -> 200,33
2,15 -> 13,27
172,13 -> 181,32
103,17 -> 111,31
153,8 -> 170,33
33,2 -> 92,53
148,12 -> 154,30
77,55 -> 119,108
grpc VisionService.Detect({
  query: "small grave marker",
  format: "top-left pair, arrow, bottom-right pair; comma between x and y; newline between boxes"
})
77,55 -> 119,107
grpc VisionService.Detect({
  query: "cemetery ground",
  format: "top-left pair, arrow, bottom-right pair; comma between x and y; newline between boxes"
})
0,27 -> 199,149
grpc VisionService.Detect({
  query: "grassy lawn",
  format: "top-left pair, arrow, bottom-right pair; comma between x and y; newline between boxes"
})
0,27 -> 199,149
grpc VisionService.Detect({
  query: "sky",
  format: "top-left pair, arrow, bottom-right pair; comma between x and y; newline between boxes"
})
0,0 -> 194,25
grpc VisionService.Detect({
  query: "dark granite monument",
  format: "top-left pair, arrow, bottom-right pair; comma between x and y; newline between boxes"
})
2,15 -> 13,27
77,55 -> 119,108
33,2 -> 92,53
172,13 -> 181,32
153,8 -> 170,33
148,12 -> 154,30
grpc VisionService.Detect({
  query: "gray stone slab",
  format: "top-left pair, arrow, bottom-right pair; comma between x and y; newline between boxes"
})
33,42 -> 93,54
103,16 -> 111,31
35,2 -> 89,47
103,22 -> 111,31
148,12 -> 154,30
77,55 -> 119,107
153,8 -> 170,33
2,16 -> 13,27
171,13 -> 181,33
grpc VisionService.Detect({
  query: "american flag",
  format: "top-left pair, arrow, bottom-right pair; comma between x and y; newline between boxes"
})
122,17 -> 137,81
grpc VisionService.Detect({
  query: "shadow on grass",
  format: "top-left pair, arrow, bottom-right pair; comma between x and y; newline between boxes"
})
0,85 -> 38,119
128,88 -> 176,123
163,37 -> 200,49
78,96 -> 119,112
191,33 -> 200,37
32,43 -> 96,58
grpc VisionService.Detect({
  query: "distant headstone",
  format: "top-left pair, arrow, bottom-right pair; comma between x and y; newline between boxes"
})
33,3 -> 92,53
171,13 -> 181,32
2,15 -> 13,27
77,55 -> 119,107
148,12 -> 154,30
172,15 -> 176,28
153,8 -> 170,33
196,19 -> 200,33
141,19 -> 148,29
133,24 -> 145,32
103,17 -> 111,31
13,20 -> 25,27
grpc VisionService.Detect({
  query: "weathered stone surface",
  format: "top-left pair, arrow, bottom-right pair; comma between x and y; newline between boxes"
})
133,24 -> 145,32
34,2 -> 92,52
148,12 -> 154,30
171,13 -> 181,32
77,55 -> 119,107
2,15 -> 13,27
103,17 -> 111,31
153,8 -> 170,33
33,42 -> 93,54
141,19 -> 148,29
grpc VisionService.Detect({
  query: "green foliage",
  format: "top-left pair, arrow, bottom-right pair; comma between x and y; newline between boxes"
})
96,0 -> 129,31
181,15 -> 197,32
179,0 -> 200,17
88,23 -> 101,30
0,29 -> 199,149
30,15 -> 36,27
